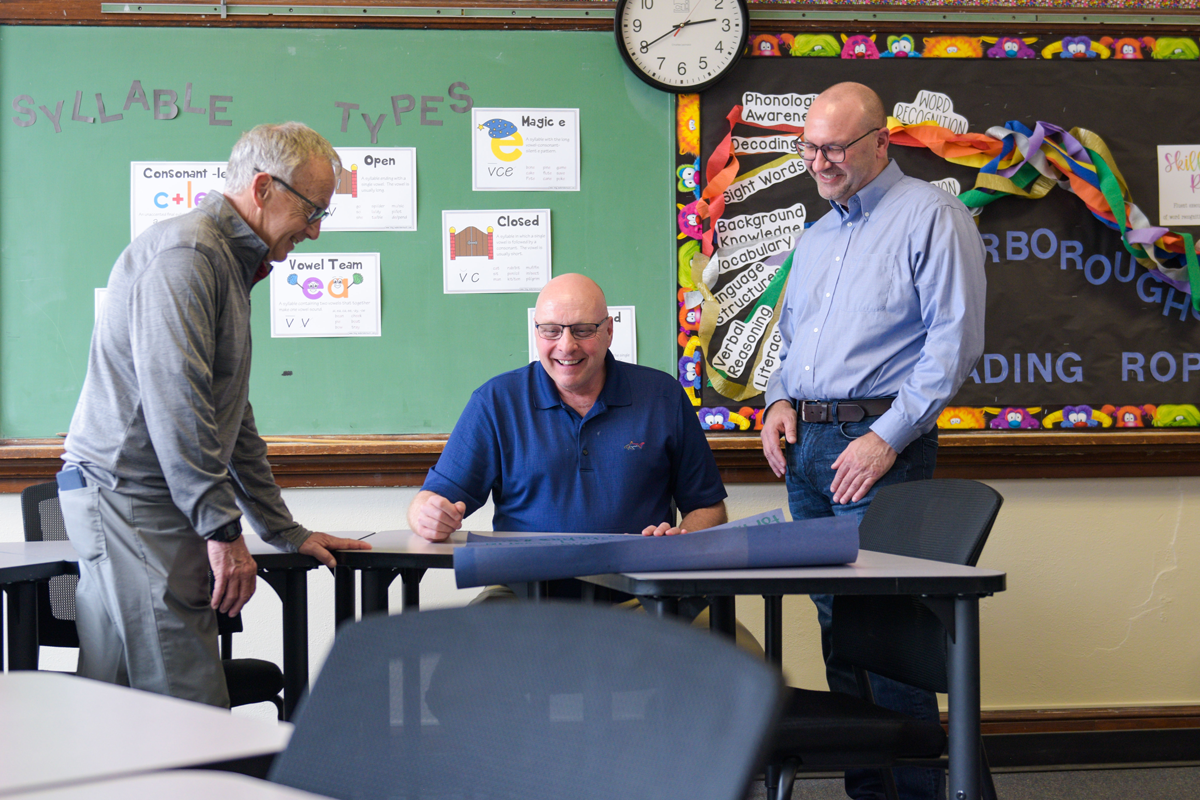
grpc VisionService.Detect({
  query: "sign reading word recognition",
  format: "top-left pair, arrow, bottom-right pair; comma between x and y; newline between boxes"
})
130,162 -> 226,240
269,252 -> 381,338
325,147 -> 417,231
471,108 -> 580,192
442,209 -> 551,294
1158,144 -> 1200,226
526,306 -> 637,364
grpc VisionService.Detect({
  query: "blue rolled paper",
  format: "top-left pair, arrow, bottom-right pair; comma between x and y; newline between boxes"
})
454,515 -> 858,589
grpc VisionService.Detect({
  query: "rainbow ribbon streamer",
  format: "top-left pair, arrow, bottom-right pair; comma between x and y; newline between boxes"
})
887,117 -> 1200,310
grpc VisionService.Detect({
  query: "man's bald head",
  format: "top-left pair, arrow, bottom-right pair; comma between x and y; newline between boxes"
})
535,273 -> 608,322
809,82 -> 887,133
802,82 -> 890,206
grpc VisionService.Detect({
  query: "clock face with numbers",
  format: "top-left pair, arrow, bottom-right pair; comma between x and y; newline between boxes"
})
615,0 -> 749,93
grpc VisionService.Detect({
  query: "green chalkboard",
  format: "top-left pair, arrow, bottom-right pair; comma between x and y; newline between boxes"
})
0,25 -> 674,437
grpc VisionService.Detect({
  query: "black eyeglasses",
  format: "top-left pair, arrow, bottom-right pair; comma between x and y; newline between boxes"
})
259,169 -> 332,224
534,318 -> 610,341
795,128 -> 881,163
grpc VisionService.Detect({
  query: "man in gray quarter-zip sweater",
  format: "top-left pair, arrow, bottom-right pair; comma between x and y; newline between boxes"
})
59,123 -> 370,707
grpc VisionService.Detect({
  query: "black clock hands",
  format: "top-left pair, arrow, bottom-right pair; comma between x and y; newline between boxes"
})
643,18 -> 717,50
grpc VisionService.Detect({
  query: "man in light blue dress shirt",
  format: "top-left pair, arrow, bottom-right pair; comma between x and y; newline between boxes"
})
760,83 -> 986,800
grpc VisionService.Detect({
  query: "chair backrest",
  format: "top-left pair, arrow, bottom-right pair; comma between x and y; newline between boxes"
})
20,480 -> 67,543
833,479 -> 1004,694
271,602 -> 783,800
857,478 -> 1003,567
20,481 -> 80,645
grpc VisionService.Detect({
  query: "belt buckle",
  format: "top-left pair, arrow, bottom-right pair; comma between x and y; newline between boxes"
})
801,401 -> 831,424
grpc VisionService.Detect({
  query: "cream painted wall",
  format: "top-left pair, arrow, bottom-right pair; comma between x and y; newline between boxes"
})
4,477 -> 1197,721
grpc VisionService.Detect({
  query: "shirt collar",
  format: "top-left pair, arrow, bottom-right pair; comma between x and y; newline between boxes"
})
205,192 -> 271,288
829,159 -> 904,220
532,351 -> 630,411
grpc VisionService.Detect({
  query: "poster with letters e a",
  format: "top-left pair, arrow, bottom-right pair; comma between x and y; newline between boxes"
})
269,252 -> 381,338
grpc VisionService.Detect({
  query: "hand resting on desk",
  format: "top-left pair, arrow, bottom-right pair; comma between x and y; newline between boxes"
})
641,500 -> 727,537
300,531 -> 372,568
409,490 -> 467,541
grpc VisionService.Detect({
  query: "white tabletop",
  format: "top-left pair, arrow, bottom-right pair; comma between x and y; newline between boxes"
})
0,540 -> 78,564
4,771 -> 324,800
581,548 -> 1006,598
362,528 -> 458,553
0,672 -> 291,797
617,549 -> 1003,581
362,529 -> 591,553
242,531 -> 372,557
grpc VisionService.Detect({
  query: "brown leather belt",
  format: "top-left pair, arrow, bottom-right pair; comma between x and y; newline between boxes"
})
794,398 -> 894,424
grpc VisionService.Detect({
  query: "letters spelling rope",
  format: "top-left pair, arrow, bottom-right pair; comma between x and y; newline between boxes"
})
887,117 -> 1200,310
692,106 -> 802,400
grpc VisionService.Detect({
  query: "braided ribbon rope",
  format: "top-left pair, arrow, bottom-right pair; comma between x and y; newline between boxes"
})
887,117 -> 1200,309
698,110 -> 1200,309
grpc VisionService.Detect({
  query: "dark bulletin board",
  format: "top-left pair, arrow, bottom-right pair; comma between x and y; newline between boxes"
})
692,55 -> 1200,430
0,25 -> 674,438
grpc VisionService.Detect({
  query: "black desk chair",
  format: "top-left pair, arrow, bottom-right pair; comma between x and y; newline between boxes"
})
271,602 -> 783,800
766,478 -> 1004,800
20,480 -> 285,718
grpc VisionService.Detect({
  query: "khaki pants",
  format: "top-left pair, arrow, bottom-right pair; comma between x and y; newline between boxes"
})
59,483 -> 228,707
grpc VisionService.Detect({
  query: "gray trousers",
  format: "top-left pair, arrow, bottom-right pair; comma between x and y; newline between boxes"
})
59,482 -> 229,707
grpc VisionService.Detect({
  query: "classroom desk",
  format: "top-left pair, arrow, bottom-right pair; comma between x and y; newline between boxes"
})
578,551 -> 1007,800
331,529 -> 456,625
0,534 -> 367,721
0,671 -> 291,797
329,530 -> 586,625
239,534 -> 371,719
4,771 -> 326,800
0,541 -> 78,671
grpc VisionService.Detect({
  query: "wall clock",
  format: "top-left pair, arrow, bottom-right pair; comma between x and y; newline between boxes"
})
614,0 -> 750,93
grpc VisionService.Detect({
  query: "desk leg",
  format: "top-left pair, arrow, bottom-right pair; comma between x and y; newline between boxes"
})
261,568 -> 310,721
643,596 -> 679,618
334,566 -> 355,627
361,569 -> 400,617
400,568 -> 426,611
708,595 -> 736,640
5,583 -> 39,671
947,595 -> 981,800
763,595 -> 783,668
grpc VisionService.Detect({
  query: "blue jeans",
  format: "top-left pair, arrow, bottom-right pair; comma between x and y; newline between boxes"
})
785,416 -> 944,800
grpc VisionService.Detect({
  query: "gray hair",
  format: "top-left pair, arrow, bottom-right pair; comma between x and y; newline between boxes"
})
225,122 -> 341,194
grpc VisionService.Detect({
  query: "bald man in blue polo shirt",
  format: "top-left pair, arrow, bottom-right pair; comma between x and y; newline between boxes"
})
409,273 -> 727,568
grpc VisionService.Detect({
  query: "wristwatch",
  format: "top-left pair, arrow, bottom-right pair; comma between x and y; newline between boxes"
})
207,520 -> 243,543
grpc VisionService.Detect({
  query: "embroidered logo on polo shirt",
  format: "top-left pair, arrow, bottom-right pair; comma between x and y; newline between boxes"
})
624,441 -> 645,450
